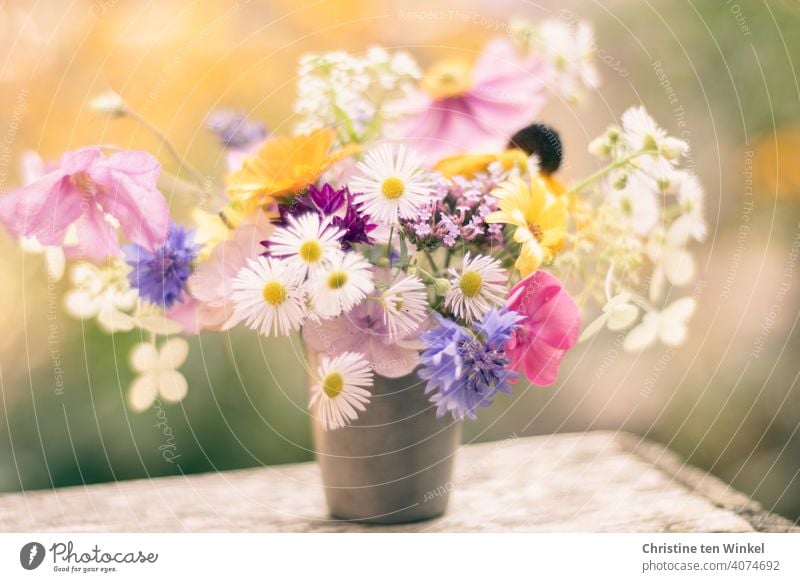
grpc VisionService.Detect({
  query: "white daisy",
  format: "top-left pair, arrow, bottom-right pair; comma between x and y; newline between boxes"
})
309,252 -> 374,319
230,256 -> 308,337
350,144 -> 432,225
380,273 -> 428,338
445,252 -> 508,323
267,213 -> 343,278
310,351 -> 374,431
621,106 -> 687,160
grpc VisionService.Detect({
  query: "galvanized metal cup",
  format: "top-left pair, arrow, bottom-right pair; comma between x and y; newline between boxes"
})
309,353 -> 462,524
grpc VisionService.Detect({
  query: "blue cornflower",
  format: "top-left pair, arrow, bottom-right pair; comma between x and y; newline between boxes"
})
204,108 -> 267,149
125,223 -> 199,308
419,308 -> 524,420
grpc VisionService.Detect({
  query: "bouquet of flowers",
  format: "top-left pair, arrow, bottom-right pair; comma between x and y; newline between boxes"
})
0,17 -> 705,430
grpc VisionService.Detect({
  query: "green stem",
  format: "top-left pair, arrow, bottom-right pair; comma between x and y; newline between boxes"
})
565,150 -> 643,196
125,107 -> 209,193
386,226 -> 394,261
423,249 -> 438,275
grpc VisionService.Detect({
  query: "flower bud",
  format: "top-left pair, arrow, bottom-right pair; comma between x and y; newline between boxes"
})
433,278 -> 451,294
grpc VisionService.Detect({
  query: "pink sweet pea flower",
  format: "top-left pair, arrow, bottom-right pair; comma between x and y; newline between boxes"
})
506,270 -> 580,385
395,39 -> 548,163
0,147 -> 169,262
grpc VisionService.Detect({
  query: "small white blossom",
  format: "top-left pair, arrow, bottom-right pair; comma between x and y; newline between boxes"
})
579,292 -> 639,342
647,219 -> 696,302
623,297 -> 696,352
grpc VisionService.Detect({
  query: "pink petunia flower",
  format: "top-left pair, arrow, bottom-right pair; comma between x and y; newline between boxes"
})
506,270 -> 580,385
186,216 -> 273,332
0,147 -> 169,262
394,39 -> 548,163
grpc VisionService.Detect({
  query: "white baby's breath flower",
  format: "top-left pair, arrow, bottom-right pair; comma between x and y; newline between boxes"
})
445,252 -> 508,323
380,273 -> 428,338
310,351 -> 374,431
230,256 -> 308,337
128,338 -> 189,411
350,144 -> 432,225
623,297 -> 696,352
309,252 -> 374,319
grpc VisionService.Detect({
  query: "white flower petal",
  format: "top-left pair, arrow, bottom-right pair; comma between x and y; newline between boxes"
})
158,369 -> 189,402
130,342 -> 159,373
128,374 -> 158,412
97,308 -> 135,333
158,337 -> 190,370
664,249 -> 695,287
137,314 -> 183,336
578,313 -> 609,342
623,314 -> 659,352
607,304 -> 639,331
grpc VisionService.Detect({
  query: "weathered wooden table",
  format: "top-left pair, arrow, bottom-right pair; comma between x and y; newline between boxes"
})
1,432 -> 796,532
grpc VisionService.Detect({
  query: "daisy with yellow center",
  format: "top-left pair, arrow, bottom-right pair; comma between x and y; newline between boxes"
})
226,128 -> 359,214
445,252 -> 508,323
309,351 -> 374,431
485,177 -> 569,276
350,144 -> 432,225
380,273 -> 428,339
230,256 -> 307,337
267,213 -> 344,278
309,251 -> 374,319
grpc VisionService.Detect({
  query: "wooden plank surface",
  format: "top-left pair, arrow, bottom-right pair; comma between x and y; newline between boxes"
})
0,431 -> 796,532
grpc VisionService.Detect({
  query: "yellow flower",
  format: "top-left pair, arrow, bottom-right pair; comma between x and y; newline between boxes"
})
434,149 -> 529,178
486,177 -> 569,276
226,129 -> 358,214
191,208 -> 231,260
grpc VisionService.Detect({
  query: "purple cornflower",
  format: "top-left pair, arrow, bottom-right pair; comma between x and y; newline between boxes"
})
419,309 -> 524,420
125,223 -> 199,308
205,108 -> 267,149
272,183 -> 376,250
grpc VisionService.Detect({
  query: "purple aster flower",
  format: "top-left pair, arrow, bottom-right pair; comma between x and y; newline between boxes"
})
419,309 -> 523,420
271,183 -> 376,251
205,108 -> 267,149
308,183 -> 346,214
125,223 -> 199,308
332,201 -> 377,249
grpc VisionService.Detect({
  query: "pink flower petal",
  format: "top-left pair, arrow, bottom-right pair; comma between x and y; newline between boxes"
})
92,150 -> 169,251
506,270 -> 580,386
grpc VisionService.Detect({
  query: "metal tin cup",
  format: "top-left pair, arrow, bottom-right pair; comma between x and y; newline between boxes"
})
309,353 -> 462,524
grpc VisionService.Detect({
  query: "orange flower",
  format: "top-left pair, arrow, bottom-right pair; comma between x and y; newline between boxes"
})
226,129 -> 358,213
434,149 -> 528,178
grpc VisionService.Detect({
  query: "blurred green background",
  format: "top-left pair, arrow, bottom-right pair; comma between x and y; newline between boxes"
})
0,0 -> 798,522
